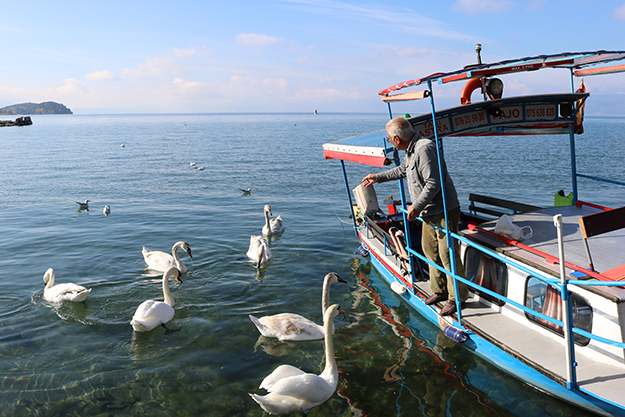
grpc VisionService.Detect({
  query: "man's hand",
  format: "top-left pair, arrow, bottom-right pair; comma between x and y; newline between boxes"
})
362,174 -> 378,187
407,206 -> 420,221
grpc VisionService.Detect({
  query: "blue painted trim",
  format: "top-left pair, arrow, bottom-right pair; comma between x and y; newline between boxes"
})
340,160 -> 358,234
576,173 -> 625,187
364,244 -> 625,416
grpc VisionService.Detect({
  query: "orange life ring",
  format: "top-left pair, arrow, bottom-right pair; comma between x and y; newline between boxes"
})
460,78 -> 482,105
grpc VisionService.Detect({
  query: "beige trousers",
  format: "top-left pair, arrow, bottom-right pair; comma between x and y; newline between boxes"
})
421,206 -> 468,302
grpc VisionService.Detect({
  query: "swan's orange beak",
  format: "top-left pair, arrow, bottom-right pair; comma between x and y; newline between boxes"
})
177,271 -> 183,284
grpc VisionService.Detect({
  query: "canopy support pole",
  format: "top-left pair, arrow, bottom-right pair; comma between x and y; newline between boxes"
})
427,80 -> 462,324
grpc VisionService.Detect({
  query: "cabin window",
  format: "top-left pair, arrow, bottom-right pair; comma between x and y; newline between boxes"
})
524,277 -> 592,346
464,247 -> 508,306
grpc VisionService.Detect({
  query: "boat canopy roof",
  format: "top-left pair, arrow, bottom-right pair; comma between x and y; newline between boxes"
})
323,93 -> 587,166
324,50 -> 624,167
379,50 -> 625,96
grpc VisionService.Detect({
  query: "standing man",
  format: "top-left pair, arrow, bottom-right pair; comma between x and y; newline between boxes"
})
362,116 -> 468,316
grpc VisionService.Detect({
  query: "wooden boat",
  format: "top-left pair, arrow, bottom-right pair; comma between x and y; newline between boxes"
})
323,48 -> 625,416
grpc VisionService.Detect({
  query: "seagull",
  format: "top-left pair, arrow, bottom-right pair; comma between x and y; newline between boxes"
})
120,144 -> 125,147
190,162 -> 196,167
239,188 -> 251,194
196,166 -> 204,171
103,205 -> 111,216
76,200 -> 90,210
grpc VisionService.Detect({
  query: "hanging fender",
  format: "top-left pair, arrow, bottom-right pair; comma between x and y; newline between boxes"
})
460,77 -> 483,105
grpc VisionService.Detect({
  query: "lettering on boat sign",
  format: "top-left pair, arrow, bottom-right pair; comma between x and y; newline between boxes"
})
413,103 -> 560,138
452,110 -> 489,130
525,104 -> 557,119
493,106 -> 523,122
413,118 -> 451,137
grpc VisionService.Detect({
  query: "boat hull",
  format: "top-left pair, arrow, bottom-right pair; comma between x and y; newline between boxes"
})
359,230 -> 625,417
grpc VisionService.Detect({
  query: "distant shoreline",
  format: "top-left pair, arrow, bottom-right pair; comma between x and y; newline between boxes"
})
0,101 -> 72,115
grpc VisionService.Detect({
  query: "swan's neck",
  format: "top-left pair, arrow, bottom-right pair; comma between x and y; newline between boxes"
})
171,243 -> 182,267
45,271 -> 55,289
163,274 -> 175,307
264,209 -> 270,230
321,318 -> 338,382
321,278 -> 331,316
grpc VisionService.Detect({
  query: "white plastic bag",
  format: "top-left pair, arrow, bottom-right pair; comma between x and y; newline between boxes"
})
494,214 -> 533,241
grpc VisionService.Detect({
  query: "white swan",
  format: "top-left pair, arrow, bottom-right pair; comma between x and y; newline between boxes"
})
250,304 -> 341,415
246,235 -> 272,268
142,241 -> 192,274
130,267 -> 182,332
249,272 -> 345,341
43,268 -> 92,302
103,205 -> 111,216
262,204 -> 285,235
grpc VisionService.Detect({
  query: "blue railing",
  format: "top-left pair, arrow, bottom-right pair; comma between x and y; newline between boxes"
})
391,208 -> 625,391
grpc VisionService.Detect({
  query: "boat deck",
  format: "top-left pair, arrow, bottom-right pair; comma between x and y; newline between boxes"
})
412,278 -> 625,409
362,204 -> 625,410
463,205 -> 625,300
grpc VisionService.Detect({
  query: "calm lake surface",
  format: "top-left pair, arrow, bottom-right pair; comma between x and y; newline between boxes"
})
1,113 -> 624,417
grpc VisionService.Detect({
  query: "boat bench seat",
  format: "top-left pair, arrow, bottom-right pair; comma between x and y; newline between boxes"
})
579,205 -> 625,278
468,193 -> 540,219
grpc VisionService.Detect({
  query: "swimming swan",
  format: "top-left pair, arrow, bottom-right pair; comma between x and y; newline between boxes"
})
43,268 -> 92,302
262,204 -> 285,235
246,235 -> 272,268
249,272 -> 345,341
142,241 -> 193,274
130,266 -> 182,332
249,304 -> 341,415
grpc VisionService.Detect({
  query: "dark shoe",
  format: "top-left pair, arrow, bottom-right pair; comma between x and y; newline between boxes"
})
440,300 -> 463,316
425,292 -> 448,306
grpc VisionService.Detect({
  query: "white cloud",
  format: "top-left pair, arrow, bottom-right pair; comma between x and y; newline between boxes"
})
452,0 -> 515,14
235,33 -> 281,47
174,47 -> 211,58
397,47 -> 429,57
281,0 -> 475,41
612,2 -> 625,20
85,70 -> 119,82
52,78 -> 89,95
120,56 -> 182,80
173,77 -> 204,91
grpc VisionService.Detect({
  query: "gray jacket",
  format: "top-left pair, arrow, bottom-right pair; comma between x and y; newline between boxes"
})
375,133 -> 459,218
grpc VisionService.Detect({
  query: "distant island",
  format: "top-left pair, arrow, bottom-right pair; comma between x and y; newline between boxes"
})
0,101 -> 72,115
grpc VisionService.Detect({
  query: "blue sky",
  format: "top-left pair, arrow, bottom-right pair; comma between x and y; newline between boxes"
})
1,0 -> 624,114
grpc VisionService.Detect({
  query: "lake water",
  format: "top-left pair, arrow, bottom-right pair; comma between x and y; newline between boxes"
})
1,113 -> 623,417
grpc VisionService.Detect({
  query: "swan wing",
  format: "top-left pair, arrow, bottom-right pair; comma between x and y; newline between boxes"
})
255,313 -> 324,341
246,237 -> 261,260
249,392 -> 308,415
142,247 -> 177,272
44,283 -> 91,302
130,300 -> 174,331
260,364 -> 306,390
246,236 -> 272,262
269,216 -> 285,233
268,373 -> 334,403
